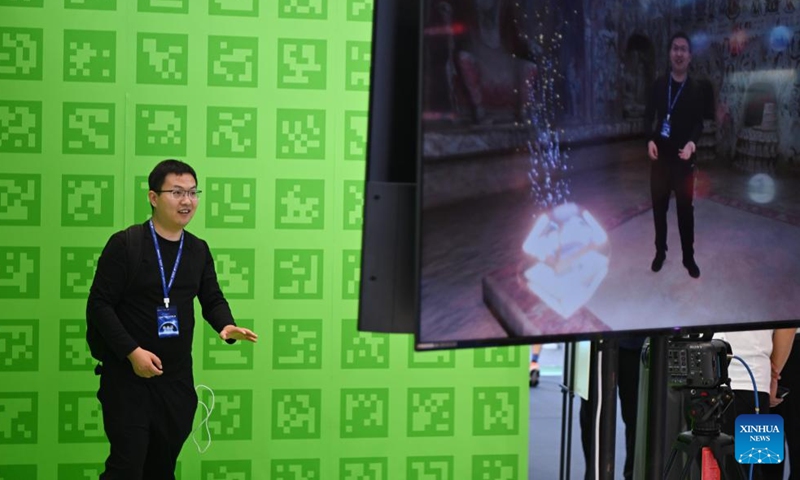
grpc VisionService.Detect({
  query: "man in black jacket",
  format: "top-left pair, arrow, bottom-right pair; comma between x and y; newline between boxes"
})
644,32 -> 706,278
86,159 -> 258,479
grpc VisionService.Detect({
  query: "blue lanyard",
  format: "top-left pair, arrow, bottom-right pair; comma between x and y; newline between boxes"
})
667,77 -> 687,121
148,219 -> 184,309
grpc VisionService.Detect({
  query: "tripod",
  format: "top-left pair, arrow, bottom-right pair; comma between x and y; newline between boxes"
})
663,385 -> 746,480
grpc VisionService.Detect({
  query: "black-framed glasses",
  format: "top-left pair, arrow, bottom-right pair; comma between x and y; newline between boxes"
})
156,189 -> 202,200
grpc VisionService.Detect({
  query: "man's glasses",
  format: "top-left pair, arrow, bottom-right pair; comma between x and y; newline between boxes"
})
156,189 -> 202,200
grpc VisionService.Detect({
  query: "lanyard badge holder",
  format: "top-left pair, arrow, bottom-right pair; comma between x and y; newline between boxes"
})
660,78 -> 686,139
149,220 -> 184,338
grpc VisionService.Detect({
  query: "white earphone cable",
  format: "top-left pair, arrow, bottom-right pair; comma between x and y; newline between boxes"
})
192,384 -> 215,454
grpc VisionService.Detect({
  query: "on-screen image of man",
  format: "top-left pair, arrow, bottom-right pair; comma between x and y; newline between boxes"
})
644,32 -> 706,278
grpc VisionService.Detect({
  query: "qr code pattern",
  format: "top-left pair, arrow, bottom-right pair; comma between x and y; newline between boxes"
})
340,319 -> 389,369
206,178 -> 257,229
346,0 -> 372,21
0,247 -> 39,299
345,41 -> 370,90
275,180 -> 324,230
213,249 -> 255,299
273,319 -> 322,369
344,111 -> 367,160
62,103 -> 115,154
341,249 -> 360,299
278,0 -> 326,19
408,388 -> 454,437
61,175 -> 114,226
472,455 -> 518,480
63,30 -> 115,82
58,392 -> 104,443
406,457 -> 454,480
271,459 -> 320,480
207,107 -> 257,158
273,249 -> 323,299
210,0 -> 258,16
59,319 -> 93,371
0,27 -> 43,80
473,387 -> 519,436
342,181 -> 364,230
0,393 -> 37,444
0,174 -> 40,226
272,389 -> 321,439
135,104 -> 187,156
200,460 -> 251,480
0,320 -> 38,371
474,346 -> 521,368
340,458 -> 387,480
202,319 -> 254,370
276,109 -> 325,160
201,390 -> 252,440
277,39 -> 327,89
208,36 -> 258,87
60,248 -> 102,299
0,101 -> 41,153
340,388 -> 388,438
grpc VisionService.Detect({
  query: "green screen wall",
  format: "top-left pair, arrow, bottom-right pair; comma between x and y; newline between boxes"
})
0,1 -> 528,478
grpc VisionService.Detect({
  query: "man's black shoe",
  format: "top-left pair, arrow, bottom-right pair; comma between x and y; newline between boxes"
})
651,252 -> 666,272
683,258 -> 700,278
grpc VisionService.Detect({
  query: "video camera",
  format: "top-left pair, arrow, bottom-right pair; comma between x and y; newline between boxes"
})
666,334 -> 732,389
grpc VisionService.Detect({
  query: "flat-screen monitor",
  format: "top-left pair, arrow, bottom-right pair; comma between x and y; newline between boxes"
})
415,0 -> 800,349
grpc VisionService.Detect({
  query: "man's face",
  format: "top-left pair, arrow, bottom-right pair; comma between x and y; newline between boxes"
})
149,173 -> 198,230
670,37 -> 691,74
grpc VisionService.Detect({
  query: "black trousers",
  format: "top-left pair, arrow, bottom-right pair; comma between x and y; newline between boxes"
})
650,160 -> 696,258
580,346 -> 641,480
763,335 -> 800,479
98,372 -> 197,480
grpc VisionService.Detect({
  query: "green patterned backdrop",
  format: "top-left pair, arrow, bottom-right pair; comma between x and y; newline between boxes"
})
0,1 -> 528,479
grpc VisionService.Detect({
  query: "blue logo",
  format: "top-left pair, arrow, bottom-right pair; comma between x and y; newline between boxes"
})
735,414 -> 784,464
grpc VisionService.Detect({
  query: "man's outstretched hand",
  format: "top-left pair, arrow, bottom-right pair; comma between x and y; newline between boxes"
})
220,324 -> 258,343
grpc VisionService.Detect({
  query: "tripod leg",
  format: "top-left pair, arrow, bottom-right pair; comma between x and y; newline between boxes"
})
679,455 -> 694,480
678,437 -> 703,480
662,447 -> 680,480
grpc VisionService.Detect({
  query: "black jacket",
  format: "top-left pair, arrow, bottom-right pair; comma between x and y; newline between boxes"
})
86,222 -> 235,380
644,74 -> 705,163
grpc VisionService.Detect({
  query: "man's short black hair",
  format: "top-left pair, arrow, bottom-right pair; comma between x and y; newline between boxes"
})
148,159 -> 197,192
669,32 -> 692,53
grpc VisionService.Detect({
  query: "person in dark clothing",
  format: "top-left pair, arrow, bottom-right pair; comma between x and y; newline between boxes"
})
86,159 -> 258,480
644,32 -> 706,278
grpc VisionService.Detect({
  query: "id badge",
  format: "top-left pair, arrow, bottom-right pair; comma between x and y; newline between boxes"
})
157,306 -> 180,338
660,119 -> 671,138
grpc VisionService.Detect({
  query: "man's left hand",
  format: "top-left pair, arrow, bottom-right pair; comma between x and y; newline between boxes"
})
220,324 -> 258,343
678,141 -> 696,160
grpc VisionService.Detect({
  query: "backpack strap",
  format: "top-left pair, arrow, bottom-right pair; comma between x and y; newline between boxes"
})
124,223 -> 144,290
